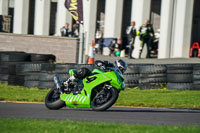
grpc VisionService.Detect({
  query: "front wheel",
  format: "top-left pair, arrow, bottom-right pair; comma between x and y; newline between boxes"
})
45,88 -> 65,110
91,86 -> 119,111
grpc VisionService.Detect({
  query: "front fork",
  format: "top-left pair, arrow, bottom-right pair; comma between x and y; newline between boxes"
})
53,75 -> 63,94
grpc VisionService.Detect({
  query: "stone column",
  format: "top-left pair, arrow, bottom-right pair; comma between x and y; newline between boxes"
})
34,0 -> 51,35
104,0 -> 124,38
158,0 -> 175,58
13,0 -> 29,34
171,0 -> 194,58
131,0 -> 151,58
0,0 -> 8,15
83,0 -> 98,56
56,0 -> 72,36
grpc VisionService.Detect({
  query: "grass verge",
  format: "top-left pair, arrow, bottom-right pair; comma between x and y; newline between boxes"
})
0,83 -> 200,109
0,83 -> 48,102
115,88 -> 200,109
0,118 -> 200,133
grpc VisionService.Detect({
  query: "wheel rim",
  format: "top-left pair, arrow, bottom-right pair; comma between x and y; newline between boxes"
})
92,88 -> 112,107
47,89 -> 61,103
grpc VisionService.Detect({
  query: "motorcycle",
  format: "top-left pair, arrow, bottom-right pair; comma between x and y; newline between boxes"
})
45,67 -> 125,111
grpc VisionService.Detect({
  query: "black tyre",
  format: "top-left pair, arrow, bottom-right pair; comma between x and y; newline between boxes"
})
91,86 -> 119,111
167,64 -> 193,70
167,74 -> 193,83
125,82 -> 138,88
31,54 -> 56,62
0,74 -> 9,81
55,64 -> 77,73
24,81 -> 39,88
193,70 -> 200,75
0,52 -> 28,62
38,81 -> 55,89
166,83 -> 193,90
24,73 -> 40,81
78,64 -> 94,71
41,64 -> 56,72
45,88 -> 65,110
193,81 -> 200,84
124,74 -> 140,82
39,73 -> 56,81
125,64 -> 140,74
167,69 -> 192,74
23,63 -> 42,72
8,75 -> 24,86
0,67 -> 9,74
193,64 -> 200,70
16,63 -> 41,75
192,84 -> 200,90
138,83 -> 163,90
140,73 -> 166,78
193,74 -> 200,80
0,81 -> 8,84
139,65 -> 166,74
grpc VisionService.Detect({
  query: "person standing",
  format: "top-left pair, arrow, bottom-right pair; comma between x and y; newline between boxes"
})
60,23 -> 70,37
139,19 -> 154,58
71,21 -> 80,37
126,21 -> 137,59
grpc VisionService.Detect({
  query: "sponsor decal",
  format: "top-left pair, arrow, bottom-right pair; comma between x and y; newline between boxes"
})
65,0 -> 83,23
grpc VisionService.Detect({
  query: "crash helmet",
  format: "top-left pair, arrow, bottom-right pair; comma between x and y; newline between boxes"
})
114,59 -> 128,74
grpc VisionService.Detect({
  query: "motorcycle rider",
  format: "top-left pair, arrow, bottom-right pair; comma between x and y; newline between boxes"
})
63,59 -> 128,92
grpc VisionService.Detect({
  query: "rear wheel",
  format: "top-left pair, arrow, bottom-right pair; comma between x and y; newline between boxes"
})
45,88 -> 65,110
91,85 -> 119,111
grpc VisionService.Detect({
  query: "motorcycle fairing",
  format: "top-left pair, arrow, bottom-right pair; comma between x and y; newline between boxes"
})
60,72 -> 112,108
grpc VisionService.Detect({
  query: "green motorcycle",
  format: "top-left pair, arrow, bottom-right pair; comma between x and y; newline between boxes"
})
45,67 -> 125,111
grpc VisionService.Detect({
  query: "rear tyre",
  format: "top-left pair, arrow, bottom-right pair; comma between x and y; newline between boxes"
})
45,88 -> 65,110
91,86 -> 119,111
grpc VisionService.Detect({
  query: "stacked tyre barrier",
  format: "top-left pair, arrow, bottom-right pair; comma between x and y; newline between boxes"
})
0,52 -> 200,90
0,51 -> 56,88
193,64 -> 200,90
166,64 -> 193,90
138,65 -> 167,89
0,52 -> 29,85
38,64 -> 77,89
123,64 -> 140,88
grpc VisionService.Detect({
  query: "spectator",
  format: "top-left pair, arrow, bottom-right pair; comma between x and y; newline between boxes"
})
71,21 -> 79,37
109,39 -> 121,57
126,21 -> 136,59
139,19 -> 154,58
95,30 -> 104,54
60,23 -> 70,37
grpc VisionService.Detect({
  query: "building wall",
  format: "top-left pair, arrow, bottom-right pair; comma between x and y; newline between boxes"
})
0,33 -> 79,63
1,0 -> 199,59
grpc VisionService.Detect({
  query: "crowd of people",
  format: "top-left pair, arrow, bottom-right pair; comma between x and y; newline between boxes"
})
95,19 -> 156,59
60,21 -> 79,38
61,19 -> 156,59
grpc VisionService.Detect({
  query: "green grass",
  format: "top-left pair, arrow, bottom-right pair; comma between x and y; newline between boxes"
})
0,118 -> 199,133
0,83 -> 200,108
115,88 -> 200,109
0,83 -> 48,102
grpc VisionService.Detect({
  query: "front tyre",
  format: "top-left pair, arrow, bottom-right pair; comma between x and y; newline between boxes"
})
91,87 -> 119,111
45,88 -> 65,110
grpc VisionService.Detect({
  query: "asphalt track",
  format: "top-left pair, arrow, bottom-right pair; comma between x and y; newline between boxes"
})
0,102 -> 200,125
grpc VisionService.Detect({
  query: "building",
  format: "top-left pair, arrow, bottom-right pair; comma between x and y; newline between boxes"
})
0,0 -> 199,59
